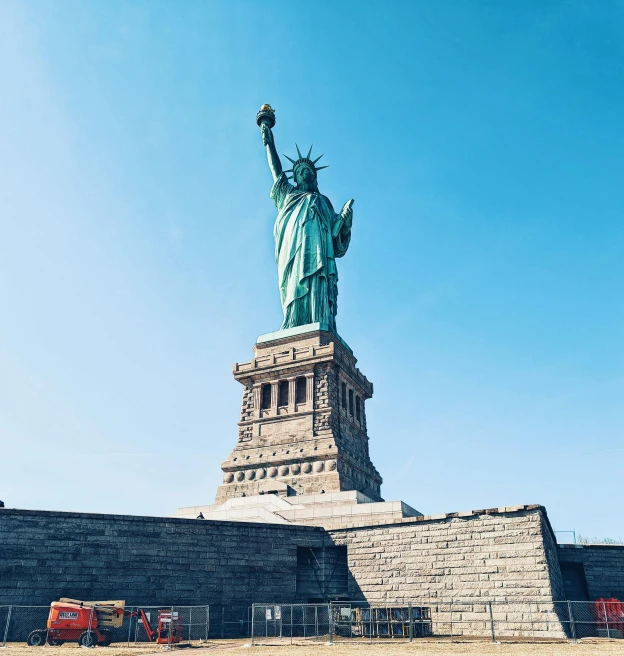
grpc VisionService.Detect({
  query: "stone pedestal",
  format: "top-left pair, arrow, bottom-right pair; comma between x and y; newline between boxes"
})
215,324 -> 383,504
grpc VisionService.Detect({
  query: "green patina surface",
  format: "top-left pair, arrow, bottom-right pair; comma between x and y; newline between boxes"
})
257,321 -> 353,353
257,106 -> 354,336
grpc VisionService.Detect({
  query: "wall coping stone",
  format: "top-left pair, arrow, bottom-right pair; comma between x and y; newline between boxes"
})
327,504 -> 556,542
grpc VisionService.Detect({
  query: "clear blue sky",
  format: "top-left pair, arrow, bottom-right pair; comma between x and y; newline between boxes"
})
1,1 -> 622,540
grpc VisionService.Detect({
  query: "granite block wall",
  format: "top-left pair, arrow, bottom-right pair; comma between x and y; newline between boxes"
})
328,506 -> 564,602
558,544 -> 624,600
4,504 -> 621,638
327,506 -> 568,637
0,506 -> 572,610
0,508 -> 325,606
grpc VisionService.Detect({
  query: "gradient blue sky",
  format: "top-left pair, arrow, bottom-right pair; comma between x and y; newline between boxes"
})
1,1 -> 622,539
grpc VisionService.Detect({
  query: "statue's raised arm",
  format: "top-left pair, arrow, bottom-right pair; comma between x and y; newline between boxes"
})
257,105 -> 282,182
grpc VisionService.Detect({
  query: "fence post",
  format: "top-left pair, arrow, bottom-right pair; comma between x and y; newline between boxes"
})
206,605 -> 210,642
350,604 -> 353,641
2,606 -> 12,648
126,607 -> 133,646
290,605 -> 293,645
134,608 -> 140,644
87,605 -> 95,647
409,602 -> 413,642
567,600 -> 576,642
529,601 -> 535,643
488,601 -> 496,643
45,605 -> 50,646
603,601 -> 610,639
251,604 -> 255,646
328,603 -> 333,644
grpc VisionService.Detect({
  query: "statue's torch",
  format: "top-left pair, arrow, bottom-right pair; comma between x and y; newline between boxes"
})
256,104 -> 276,130
257,104 -> 279,174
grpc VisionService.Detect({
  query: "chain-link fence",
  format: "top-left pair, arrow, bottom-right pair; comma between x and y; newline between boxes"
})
1,606 -> 52,646
251,600 -> 624,645
3,599 -> 623,646
207,604 -> 252,638
0,604 -> 209,648
251,604 -> 330,643
563,599 -> 624,639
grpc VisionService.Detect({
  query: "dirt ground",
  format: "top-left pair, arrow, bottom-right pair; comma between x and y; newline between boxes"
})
3,640 -> 624,656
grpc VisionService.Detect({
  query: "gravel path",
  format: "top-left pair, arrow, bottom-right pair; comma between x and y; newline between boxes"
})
2,640 -> 624,656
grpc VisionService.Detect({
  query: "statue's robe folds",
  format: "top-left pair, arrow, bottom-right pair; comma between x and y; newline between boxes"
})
271,173 -> 351,331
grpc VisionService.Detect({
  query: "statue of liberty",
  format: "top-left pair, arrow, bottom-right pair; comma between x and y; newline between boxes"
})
257,105 -> 354,333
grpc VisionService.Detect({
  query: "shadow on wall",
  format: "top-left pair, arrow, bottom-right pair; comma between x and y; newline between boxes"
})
295,543 -> 365,603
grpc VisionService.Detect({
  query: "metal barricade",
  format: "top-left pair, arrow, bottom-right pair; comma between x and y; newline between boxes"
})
251,603 -> 329,645
0,606 -> 51,647
249,599 -> 624,644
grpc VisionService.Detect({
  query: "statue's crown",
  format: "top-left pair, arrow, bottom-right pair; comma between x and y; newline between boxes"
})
283,144 -> 328,180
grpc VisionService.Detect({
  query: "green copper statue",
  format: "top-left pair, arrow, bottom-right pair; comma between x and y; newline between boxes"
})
257,105 -> 354,333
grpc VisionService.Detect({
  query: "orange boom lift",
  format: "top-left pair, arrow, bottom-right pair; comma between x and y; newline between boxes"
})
27,598 -> 183,647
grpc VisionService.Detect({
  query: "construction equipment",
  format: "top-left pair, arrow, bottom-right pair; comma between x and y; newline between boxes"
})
26,598 -> 183,647
594,598 -> 624,638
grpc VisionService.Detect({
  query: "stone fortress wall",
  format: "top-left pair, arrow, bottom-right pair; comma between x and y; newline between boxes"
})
558,544 -> 624,600
0,508 -> 325,607
3,505 -> 621,610
331,506 -> 566,603
329,506 -> 570,637
2,506 -> 623,640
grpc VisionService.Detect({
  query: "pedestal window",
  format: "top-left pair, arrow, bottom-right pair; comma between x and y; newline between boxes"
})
278,380 -> 289,407
261,383 -> 272,410
296,377 -> 307,404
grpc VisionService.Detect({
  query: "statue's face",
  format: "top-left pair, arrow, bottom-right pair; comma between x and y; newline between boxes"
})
295,164 -> 315,188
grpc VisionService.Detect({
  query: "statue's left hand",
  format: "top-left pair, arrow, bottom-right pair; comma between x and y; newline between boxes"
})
341,199 -> 354,229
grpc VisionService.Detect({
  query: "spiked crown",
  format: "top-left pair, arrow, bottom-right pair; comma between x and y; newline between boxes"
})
283,144 -> 328,181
